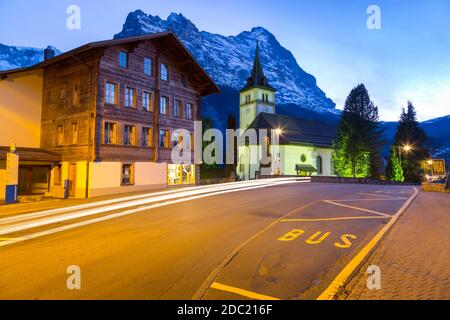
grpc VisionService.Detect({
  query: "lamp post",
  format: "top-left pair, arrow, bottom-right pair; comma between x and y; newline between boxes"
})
428,160 -> 433,178
398,144 -> 412,163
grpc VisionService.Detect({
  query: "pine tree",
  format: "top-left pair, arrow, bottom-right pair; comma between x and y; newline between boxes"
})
386,147 -> 404,182
392,101 -> 429,183
333,84 -> 384,178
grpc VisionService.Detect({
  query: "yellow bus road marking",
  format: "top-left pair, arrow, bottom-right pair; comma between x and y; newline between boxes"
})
323,200 -> 392,217
317,187 -> 419,300
210,282 -> 280,301
281,216 -> 390,222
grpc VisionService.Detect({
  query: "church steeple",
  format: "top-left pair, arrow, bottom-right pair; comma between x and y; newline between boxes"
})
239,41 -> 276,131
241,42 -> 276,92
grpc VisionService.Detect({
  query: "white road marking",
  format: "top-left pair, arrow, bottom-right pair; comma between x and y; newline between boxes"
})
357,192 -> 404,199
325,198 -> 408,202
323,200 -> 392,217
281,216 -> 390,222
317,187 -> 419,300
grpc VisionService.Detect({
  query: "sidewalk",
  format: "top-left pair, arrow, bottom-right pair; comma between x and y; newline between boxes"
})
347,192 -> 450,300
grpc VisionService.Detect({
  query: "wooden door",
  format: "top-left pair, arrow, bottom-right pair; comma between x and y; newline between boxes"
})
68,164 -> 77,198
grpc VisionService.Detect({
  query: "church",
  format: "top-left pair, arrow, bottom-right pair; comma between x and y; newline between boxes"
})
237,43 -> 337,180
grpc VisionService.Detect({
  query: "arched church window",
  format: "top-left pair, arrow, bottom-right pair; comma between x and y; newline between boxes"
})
316,156 -> 323,175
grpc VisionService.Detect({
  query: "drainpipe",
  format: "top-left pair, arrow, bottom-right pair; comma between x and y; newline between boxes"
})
154,55 -> 160,163
70,53 -> 99,198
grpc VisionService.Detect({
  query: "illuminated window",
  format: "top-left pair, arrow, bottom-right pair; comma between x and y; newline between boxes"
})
142,127 -> 153,148
56,125 -> 64,146
142,91 -> 153,112
104,122 -> 117,144
119,51 -> 128,68
161,63 -> 169,81
125,87 -> 136,108
172,131 -> 184,148
144,57 -> 152,76
159,129 -> 170,149
105,82 -> 118,105
168,164 -> 196,186
124,125 -> 136,145
316,156 -> 323,175
160,96 -> 169,115
174,100 -> 182,118
121,164 -> 134,185
71,123 -> 78,145
185,103 -> 193,120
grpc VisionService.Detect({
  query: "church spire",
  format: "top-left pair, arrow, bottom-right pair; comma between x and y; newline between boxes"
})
241,41 -> 275,92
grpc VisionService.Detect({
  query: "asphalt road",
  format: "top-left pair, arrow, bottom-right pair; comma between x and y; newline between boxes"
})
0,179 -> 416,300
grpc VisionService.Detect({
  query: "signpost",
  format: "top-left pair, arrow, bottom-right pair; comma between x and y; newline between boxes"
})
432,159 -> 446,176
5,143 -> 19,204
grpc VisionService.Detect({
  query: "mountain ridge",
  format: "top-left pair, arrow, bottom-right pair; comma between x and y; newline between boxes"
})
114,10 -> 337,113
0,10 -> 448,160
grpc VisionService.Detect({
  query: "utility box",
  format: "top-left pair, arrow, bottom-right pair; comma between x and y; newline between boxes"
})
5,145 -> 19,204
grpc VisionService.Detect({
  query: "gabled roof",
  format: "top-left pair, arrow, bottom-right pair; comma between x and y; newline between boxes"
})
0,32 -> 220,96
240,42 -> 276,92
248,113 -> 337,148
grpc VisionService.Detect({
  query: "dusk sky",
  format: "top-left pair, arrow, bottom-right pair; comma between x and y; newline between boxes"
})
1,0 -> 449,121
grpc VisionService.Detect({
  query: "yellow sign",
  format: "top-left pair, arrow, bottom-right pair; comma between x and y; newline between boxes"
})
6,152 -> 19,185
432,159 -> 446,176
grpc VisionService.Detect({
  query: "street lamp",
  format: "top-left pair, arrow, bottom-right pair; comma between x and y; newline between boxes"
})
398,144 -> 412,162
275,128 -> 283,136
428,159 -> 433,178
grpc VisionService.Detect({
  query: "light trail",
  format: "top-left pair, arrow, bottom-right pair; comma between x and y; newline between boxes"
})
0,177 -> 307,225
0,179 -> 308,237
0,180 -> 305,247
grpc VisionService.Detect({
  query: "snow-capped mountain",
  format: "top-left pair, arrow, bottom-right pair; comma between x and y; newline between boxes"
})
0,44 -> 60,71
114,10 -> 336,112
0,44 -> 44,71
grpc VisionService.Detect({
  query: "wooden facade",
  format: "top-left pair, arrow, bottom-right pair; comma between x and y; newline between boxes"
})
1,32 -> 219,198
41,33 -> 217,164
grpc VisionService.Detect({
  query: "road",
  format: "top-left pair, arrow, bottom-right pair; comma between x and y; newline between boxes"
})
0,179 -> 416,300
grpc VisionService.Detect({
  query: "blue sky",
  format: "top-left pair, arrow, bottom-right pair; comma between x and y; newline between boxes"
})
1,0 -> 449,121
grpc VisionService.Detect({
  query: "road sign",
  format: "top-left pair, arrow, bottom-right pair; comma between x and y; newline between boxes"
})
432,159 -> 446,176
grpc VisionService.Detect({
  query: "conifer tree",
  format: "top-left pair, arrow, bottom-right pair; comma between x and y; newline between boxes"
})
333,84 -> 384,178
386,147 -> 404,182
392,101 -> 429,183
